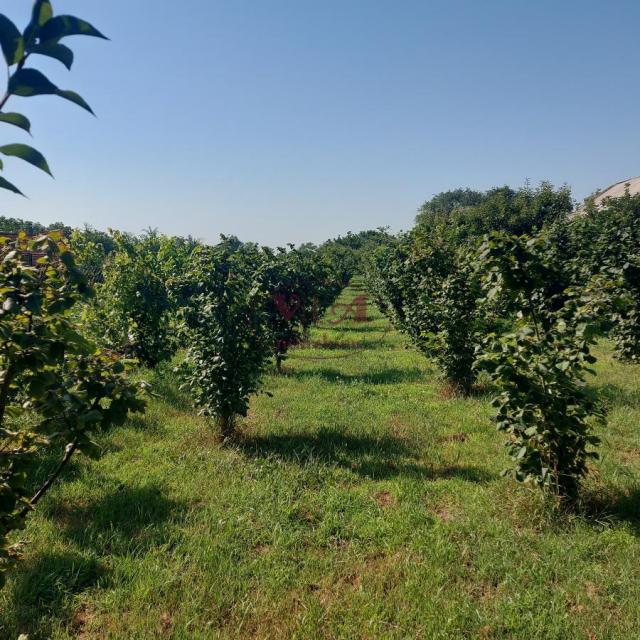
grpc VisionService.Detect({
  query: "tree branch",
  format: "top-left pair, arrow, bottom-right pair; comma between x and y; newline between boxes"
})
22,439 -> 79,517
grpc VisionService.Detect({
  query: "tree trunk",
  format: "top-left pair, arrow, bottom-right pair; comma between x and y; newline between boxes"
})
217,414 -> 235,439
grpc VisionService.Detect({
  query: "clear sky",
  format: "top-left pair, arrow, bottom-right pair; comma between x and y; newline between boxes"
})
1,0 -> 639,245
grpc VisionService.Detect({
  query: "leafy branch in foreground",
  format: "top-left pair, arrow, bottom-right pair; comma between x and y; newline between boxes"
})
0,2 -> 107,195
0,235 -> 146,587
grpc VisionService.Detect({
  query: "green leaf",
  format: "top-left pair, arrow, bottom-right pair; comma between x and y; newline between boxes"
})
40,15 -> 109,42
0,144 -> 52,176
0,176 -> 25,196
0,15 -> 24,65
29,42 -> 74,70
8,69 -> 94,114
24,1 -> 54,43
8,67 -> 58,96
57,89 -> 94,115
0,112 -> 32,134
33,1 -> 54,27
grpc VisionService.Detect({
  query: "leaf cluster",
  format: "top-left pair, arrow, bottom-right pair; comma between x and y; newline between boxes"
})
0,2 -> 107,195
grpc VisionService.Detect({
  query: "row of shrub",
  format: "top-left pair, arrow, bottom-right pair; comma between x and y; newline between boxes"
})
364,183 -> 640,504
0,226 -> 347,587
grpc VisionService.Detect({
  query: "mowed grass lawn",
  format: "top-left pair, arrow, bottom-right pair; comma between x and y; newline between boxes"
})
1,281 -> 639,639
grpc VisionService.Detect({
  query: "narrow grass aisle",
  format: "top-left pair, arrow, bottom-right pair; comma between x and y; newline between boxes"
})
1,281 -> 639,639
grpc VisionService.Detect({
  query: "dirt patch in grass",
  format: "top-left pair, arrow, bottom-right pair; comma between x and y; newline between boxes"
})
187,426 -> 223,451
159,612 -> 173,635
389,414 -> 413,442
442,432 -> 468,443
251,543 -> 271,556
618,448 -> 640,465
70,603 -> 96,638
435,507 -> 454,522
471,581 -> 498,603
373,490 -> 397,508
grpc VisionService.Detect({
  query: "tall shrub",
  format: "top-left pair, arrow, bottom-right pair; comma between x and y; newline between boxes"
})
475,232 -> 603,503
83,231 -> 173,367
178,241 -> 270,438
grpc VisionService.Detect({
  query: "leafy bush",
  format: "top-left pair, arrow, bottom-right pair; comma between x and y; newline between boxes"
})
83,231 -> 174,368
365,234 -> 484,393
261,246 -> 336,371
177,240 -> 271,438
415,182 -> 573,243
318,228 -> 393,285
569,193 -> 640,360
0,235 -> 146,586
475,232 -> 603,503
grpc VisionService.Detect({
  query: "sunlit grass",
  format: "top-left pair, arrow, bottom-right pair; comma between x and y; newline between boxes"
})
1,282 -> 639,639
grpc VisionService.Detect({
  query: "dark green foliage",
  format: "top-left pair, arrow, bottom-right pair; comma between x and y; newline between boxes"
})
318,228 -> 393,284
610,257 -> 640,363
475,232 -> 603,503
568,192 -> 640,360
82,231 -> 175,368
415,182 -> 573,243
0,234 -> 145,587
0,216 -> 71,237
260,246 -> 339,371
177,240 -> 271,438
415,187 -> 486,229
0,3 -> 106,195
365,233 -> 484,393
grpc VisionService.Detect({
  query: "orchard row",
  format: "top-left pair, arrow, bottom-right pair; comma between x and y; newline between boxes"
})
364,184 -> 640,505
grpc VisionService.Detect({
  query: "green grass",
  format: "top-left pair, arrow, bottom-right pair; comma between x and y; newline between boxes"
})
1,281 -> 639,639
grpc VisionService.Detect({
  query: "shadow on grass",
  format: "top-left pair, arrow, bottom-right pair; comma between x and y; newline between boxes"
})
290,367 -> 425,385
239,429 -> 492,482
306,339 -> 391,351
581,484 -> 640,535
317,324 -> 388,334
2,550 -> 106,636
150,365 -> 193,412
307,340 -> 367,351
42,484 -> 184,555
592,383 -> 640,410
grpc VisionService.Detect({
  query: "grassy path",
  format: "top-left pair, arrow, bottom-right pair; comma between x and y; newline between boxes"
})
1,281 -> 639,639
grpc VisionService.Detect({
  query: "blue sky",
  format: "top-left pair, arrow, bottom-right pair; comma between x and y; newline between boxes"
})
1,0 -> 639,245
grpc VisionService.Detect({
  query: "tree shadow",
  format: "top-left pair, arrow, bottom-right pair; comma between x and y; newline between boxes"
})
41,483 -> 184,555
150,366 -> 193,412
238,429 -> 492,482
318,324 -> 387,334
580,484 -> 640,535
2,550 -> 106,636
591,383 -> 640,410
306,339 -> 377,351
290,367 -> 426,385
